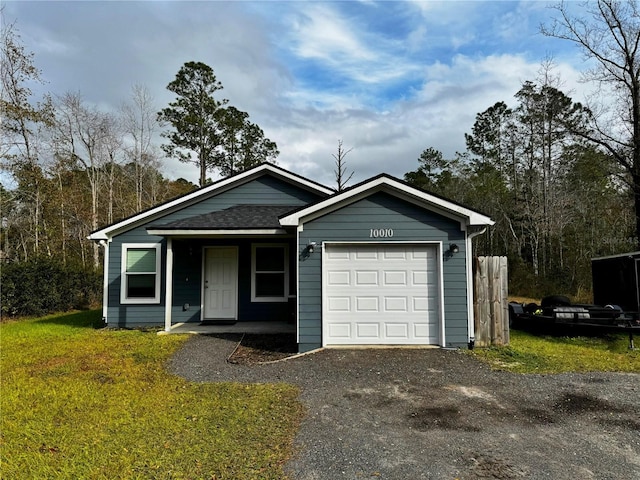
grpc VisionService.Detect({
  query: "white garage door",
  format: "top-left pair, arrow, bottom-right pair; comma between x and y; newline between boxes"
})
323,243 -> 441,346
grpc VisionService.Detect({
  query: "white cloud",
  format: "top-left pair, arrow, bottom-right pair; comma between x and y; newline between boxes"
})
290,4 -> 375,63
2,0 -> 596,191
269,50 -> 588,189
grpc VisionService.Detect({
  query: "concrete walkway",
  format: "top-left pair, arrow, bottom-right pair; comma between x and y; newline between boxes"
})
159,321 -> 295,335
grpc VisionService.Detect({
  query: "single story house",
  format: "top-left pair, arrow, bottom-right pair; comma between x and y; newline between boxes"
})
89,163 -> 494,352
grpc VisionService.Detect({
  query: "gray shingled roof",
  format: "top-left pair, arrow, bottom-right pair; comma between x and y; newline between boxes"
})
147,205 -> 300,230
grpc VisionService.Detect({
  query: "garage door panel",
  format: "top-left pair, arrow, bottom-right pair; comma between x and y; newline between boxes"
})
384,271 -> 407,285
356,323 -> 379,337
412,271 -> 428,285
386,323 -> 409,338
411,249 -> 429,259
384,250 -> 406,259
328,296 -> 350,311
356,296 -> 379,311
413,323 -> 430,337
414,271 -> 438,286
412,297 -> 429,311
414,324 -> 438,342
324,244 -> 440,346
328,323 -> 351,338
384,297 -> 408,311
327,249 -> 350,260
356,270 -> 378,285
328,270 -> 350,285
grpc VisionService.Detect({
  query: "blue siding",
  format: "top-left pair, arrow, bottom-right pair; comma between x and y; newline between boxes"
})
297,191 -> 468,352
105,174 -> 322,328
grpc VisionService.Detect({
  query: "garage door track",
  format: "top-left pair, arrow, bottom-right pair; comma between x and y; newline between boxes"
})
169,335 -> 640,479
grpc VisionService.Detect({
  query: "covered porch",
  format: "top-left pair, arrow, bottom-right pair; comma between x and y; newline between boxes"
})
146,204 -> 300,332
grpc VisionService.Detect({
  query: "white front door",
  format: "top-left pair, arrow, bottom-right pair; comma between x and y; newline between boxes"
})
203,247 -> 238,320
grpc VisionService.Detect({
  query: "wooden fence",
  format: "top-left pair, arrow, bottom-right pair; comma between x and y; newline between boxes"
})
473,256 -> 509,347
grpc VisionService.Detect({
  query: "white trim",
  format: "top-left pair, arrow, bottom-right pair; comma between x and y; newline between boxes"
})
120,243 -> 162,304
296,226 -> 302,345
437,242 -> 446,347
89,164 -> 332,240
465,233 -> 474,344
164,238 -> 173,332
280,176 -> 494,228
146,228 -> 288,236
100,239 -> 110,323
320,241 -> 445,347
251,243 -> 289,302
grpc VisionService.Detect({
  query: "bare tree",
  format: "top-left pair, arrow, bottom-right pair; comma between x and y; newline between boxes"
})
121,84 -> 159,212
54,92 -> 117,267
333,139 -> 354,192
541,0 -> 640,248
1,17 -> 53,258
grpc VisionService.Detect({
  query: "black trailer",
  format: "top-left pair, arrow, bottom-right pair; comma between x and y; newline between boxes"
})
509,251 -> 640,349
592,251 -> 640,313
509,298 -> 640,349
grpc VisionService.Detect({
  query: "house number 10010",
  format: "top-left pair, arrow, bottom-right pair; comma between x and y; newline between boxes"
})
370,228 -> 394,238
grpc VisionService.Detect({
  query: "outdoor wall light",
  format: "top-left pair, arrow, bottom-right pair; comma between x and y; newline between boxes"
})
306,241 -> 317,254
449,243 -> 459,254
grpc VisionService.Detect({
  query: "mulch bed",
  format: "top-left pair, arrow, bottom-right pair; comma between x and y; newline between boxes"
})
227,333 -> 298,365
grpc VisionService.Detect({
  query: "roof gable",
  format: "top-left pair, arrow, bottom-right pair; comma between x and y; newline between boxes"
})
89,163 -> 333,240
279,174 -> 494,229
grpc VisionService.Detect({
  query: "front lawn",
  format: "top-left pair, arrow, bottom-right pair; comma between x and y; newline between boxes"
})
0,311 -> 303,479
471,329 -> 640,374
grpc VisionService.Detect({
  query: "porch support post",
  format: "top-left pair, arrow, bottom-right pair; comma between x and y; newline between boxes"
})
164,237 -> 173,332
100,239 -> 110,325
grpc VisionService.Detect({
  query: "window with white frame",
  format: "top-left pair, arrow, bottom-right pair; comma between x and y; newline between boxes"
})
251,244 -> 288,302
120,244 -> 161,304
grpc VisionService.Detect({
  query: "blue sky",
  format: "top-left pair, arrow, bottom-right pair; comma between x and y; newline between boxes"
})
4,1 -> 590,187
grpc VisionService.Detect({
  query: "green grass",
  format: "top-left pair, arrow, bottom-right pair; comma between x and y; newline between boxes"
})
1,311 -> 303,479
470,329 -> 640,374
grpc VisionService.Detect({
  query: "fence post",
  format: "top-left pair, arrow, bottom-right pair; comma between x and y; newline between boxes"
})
474,256 -> 489,347
474,256 -> 508,347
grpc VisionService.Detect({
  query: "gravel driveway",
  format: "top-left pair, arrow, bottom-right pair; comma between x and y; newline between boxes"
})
169,335 -> 640,480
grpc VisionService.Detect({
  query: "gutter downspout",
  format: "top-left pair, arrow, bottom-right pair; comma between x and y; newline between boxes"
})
466,227 -> 488,349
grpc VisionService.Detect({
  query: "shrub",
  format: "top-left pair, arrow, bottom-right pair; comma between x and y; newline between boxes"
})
1,258 -> 101,317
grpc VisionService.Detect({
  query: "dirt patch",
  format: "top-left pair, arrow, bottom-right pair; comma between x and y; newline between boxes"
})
227,333 -> 297,365
467,453 -> 528,479
552,392 -> 623,415
408,405 -> 482,432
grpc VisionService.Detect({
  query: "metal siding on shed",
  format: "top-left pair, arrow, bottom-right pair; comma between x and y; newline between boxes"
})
105,175 -> 322,328
297,191 -> 468,352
